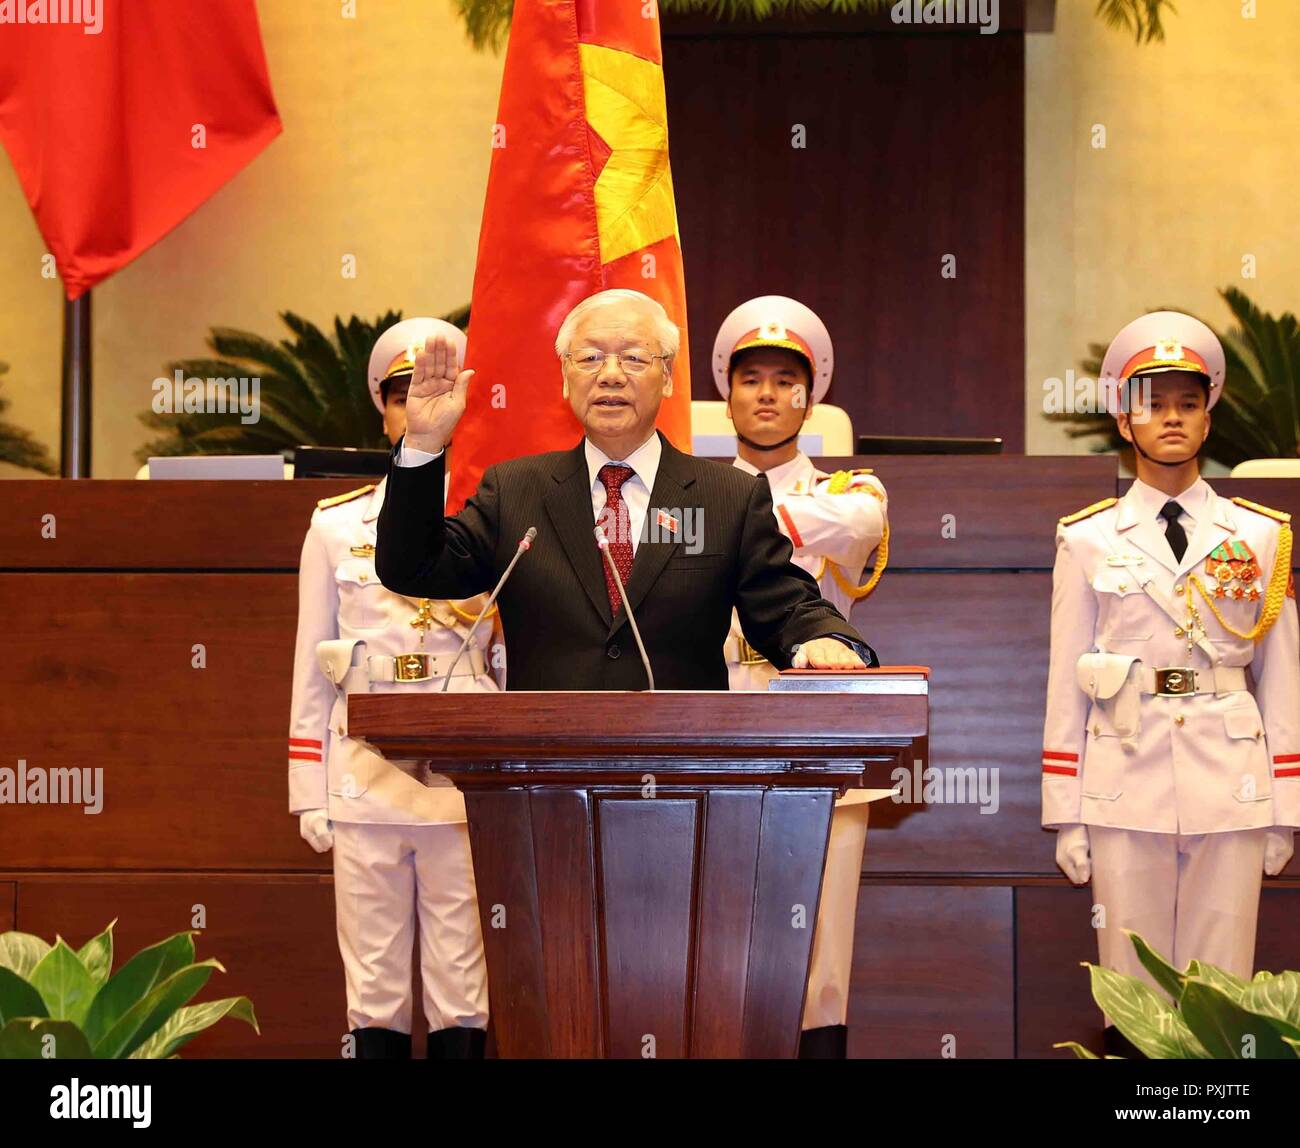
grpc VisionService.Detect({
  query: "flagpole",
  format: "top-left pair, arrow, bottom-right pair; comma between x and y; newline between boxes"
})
61,290 -> 92,478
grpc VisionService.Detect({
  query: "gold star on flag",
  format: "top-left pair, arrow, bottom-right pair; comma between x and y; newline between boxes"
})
579,44 -> 679,266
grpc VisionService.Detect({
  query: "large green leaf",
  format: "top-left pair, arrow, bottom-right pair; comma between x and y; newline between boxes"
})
1180,978 -> 1297,1060
1186,959 -> 1251,1005
1237,971 -> 1300,1040
1087,963 -> 1209,1059
91,959 -> 222,1060
0,1018 -> 93,1059
28,940 -> 96,1026
76,921 -> 116,991
0,967 -> 49,1025
129,995 -> 258,1059
82,931 -> 195,1046
1129,931 -> 1187,1001
0,932 -> 52,979
1054,1040 -> 1101,1059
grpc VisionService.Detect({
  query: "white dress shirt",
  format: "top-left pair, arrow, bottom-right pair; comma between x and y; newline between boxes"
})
397,432 -> 662,556
1129,476 -> 1209,562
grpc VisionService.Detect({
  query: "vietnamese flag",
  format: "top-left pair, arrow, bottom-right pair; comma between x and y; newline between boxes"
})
0,0 -> 281,300
448,0 -> 692,512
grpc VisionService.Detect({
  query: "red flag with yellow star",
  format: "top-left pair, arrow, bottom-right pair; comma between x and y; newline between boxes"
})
447,0 -> 691,512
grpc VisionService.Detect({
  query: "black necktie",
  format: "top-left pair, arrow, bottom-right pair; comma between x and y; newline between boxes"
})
1162,500 -> 1187,562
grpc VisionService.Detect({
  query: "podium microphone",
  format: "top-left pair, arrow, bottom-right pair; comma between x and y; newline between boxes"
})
441,526 -> 537,691
594,524 -> 655,691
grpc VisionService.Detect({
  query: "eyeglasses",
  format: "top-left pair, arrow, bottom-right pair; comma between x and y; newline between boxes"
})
564,349 -> 668,376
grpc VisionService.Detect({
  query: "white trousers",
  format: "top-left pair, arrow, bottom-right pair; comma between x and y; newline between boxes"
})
1089,826 -> 1268,996
802,802 -> 871,1030
333,820 -> 489,1033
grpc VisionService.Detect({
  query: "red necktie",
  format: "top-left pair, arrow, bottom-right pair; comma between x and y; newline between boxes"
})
598,464 -> 635,615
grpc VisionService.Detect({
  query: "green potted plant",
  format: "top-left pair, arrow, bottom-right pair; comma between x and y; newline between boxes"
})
0,923 -> 257,1058
1058,930 -> 1300,1059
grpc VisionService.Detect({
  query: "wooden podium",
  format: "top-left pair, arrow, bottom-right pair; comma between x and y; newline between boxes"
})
348,681 -> 927,1058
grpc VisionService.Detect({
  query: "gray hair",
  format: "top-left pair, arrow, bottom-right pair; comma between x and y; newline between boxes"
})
554,289 -> 680,373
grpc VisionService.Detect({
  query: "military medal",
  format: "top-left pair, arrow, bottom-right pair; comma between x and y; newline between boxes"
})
1205,541 -> 1260,602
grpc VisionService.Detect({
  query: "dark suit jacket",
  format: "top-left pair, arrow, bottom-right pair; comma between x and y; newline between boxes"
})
375,432 -> 869,690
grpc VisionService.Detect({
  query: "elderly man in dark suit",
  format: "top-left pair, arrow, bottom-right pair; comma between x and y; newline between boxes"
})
376,289 -> 873,690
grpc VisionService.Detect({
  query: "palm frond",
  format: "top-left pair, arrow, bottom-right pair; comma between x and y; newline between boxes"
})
0,361 -> 58,475
1094,0 -> 1175,45
136,307 -> 470,463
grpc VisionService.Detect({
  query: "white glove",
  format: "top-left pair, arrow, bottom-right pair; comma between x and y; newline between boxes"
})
1055,823 -> 1091,885
1263,828 -> 1294,877
299,809 -> 334,853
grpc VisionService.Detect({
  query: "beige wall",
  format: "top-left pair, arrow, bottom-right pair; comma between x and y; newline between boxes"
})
0,0 -> 504,478
1025,0 -> 1300,465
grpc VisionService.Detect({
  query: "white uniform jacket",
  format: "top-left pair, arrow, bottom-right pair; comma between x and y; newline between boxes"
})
288,478 -> 502,826
1042,479 -> 1299,835
727,452 -> 891,805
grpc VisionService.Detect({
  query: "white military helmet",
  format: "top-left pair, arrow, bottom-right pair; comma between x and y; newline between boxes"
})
1099,310 -> 1226,414
366,317 -> 468,414
712,295 -> 833,404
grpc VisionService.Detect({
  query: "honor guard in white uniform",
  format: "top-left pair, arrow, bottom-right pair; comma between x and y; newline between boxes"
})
1042,311 -> 1299,1056
713,296 -> 892,1059
289,318 -> 499,1059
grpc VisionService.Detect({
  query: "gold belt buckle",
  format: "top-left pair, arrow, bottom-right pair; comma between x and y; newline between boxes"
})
737,635 -> 769,666
393,653 -> 432,683
1154,667 -> 1196,696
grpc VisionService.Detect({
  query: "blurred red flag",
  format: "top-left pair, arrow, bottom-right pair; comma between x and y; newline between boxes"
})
0,0 -> 281,300
448,0 -> 692,512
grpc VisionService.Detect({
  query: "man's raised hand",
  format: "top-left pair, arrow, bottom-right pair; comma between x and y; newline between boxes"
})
404,333 -> 475,454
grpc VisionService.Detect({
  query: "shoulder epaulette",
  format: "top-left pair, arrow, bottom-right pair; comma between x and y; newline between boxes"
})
822,468 -> 879,495
1231,496 -> 1291,525
1059,497 -> 1117,526
316,483 -> 376,511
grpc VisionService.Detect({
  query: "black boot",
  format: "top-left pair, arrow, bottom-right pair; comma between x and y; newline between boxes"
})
797,1024 -> 848,1059
351,1027 -> 411,1059
427,1026 -> 488,1059
1103,1025 -> 1147,1059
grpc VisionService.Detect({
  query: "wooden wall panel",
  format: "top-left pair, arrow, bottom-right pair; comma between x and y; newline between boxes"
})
0,573 -> 321,871
830,455 -> 1114,569
665,30 -> 1025,448
849,884 -> 1014,1058
853,572 -> 1057,876
0,480 -> 360,570
1014,884 -> 1106,1059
